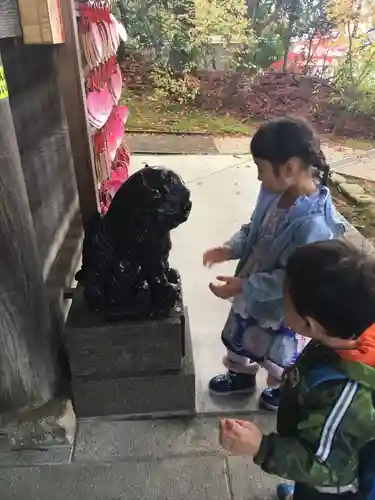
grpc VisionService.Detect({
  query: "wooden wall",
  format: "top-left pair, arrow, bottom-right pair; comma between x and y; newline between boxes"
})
1,40 -> 79,277
0,7 -> 83,399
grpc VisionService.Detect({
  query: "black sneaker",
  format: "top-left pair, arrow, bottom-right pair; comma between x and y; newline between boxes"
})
259,387 -> 281,411
209,372 -> 256,396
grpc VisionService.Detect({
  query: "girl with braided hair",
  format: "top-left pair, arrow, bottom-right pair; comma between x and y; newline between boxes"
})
203,117 -> 345,410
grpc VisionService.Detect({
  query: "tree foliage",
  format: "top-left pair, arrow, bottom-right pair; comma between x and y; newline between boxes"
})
327,0 -> 375,112
194,0 -> 249,45
116,0 -> 250,66
115,0 -> 336,74
115,0 -> 251,103
115,0 -> 375,114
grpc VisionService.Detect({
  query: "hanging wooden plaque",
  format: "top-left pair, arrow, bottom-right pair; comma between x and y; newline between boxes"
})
17,0 -> 65,44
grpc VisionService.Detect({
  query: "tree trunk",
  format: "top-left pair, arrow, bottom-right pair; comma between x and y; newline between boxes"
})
255,0 -> 289,35
283,35 -> 291,72
282,15 -> 295,73
0,52 -> 57,414
304,29 -> 318,75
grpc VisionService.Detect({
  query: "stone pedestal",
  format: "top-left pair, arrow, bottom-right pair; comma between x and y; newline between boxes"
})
64,291 -> 195,418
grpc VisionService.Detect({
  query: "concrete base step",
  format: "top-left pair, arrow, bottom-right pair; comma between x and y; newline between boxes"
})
73,414 -> 276,463
71,313 -> 195,418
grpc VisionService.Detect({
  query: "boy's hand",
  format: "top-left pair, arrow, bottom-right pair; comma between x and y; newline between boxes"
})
203,246 -> 232,268
219,419 -> 263,456
209,276 -> 242,299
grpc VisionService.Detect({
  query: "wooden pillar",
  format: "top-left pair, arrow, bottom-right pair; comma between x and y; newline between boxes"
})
0,52 -> 57,414
56,0 -> 99,229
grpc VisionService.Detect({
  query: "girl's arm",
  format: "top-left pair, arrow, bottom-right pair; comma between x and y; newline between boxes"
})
241,217 -> 341,327
224,222 -> 251,260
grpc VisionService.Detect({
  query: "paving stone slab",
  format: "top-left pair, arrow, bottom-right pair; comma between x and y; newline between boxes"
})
0,458 -> 230,500
330,172 -> 347,186
74,415 -> 276,462
227,456 -> 283,500
350,194 -> 374,205
0,445 -> 73,467
74,417 -> 223,461
214,137 -> 251,155
331,154 -> 375,182
339,182 -> 365,197
127,134 -> 219,155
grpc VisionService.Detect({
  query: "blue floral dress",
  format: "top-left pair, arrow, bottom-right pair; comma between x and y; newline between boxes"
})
222,198 -> 309,381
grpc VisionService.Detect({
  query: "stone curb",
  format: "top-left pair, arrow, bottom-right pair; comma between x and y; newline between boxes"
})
330,171 -> 375,206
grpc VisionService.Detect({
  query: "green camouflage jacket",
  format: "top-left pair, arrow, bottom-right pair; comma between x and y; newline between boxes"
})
254,340 -> 375,495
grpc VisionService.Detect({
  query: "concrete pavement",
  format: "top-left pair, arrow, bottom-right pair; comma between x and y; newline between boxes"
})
214,137 -> 375,181
330,149 -> 375,181
129,133 -> 375,182
0,414 -> 280,500
214,138 -> 375,182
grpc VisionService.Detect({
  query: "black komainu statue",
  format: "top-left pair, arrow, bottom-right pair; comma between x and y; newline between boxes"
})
76,165 -> 192,318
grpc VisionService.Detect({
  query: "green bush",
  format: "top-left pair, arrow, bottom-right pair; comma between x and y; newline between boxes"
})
150,61 -> 201,106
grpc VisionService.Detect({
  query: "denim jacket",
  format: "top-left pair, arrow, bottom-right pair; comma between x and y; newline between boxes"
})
225,184 -> 346,329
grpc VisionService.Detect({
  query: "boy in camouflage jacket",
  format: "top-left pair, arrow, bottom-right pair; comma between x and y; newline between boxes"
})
220,240 -> 375,500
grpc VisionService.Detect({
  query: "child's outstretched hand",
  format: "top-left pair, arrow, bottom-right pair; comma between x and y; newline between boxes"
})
219,419 -> 262,456
203,246 -> 232,268
209,276 -> 242,299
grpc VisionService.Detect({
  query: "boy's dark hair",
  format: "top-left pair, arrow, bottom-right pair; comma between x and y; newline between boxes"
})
286,240 -> 375,339
250,117 -> 330,185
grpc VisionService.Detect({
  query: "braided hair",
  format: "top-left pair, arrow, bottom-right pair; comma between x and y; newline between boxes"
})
250,117 -> 330,186
311,145 -> 330,186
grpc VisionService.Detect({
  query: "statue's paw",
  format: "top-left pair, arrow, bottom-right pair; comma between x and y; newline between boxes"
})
166,268 -> 180,284
164,282 -> 179,303
151,282 -> 179,313
83,286 -> 104,311
75,269 -> 84,282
